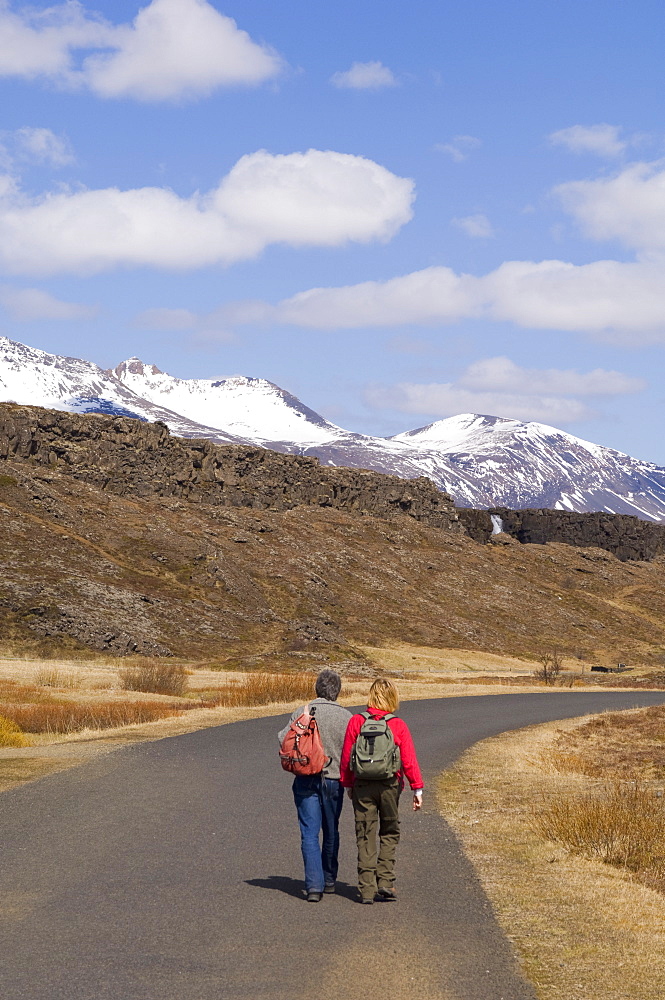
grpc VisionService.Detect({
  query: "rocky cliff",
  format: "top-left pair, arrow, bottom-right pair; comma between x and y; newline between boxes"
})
458,507 -> 665,562
0,404 -> 460,532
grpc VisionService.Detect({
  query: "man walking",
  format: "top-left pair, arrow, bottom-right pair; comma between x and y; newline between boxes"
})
278,669 -> 352,901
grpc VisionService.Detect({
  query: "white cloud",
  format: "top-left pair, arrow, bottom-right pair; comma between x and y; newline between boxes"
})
263,266 -> 474,328
0,285 -> 97,320
364,357 -> 643,425
0,149 -> 414,275
435,135 -> 481,163
121,154 -> 665,346
0,0 -> 110,79
458,356 -> 644,396
549,124 -> 626,158
12,126 -> 74,166
240,255 -> 665,343
82,0 -> 283,101
365,382 -> 594,425
556,160 -> 665,252
330,61 -> 398,90
452,213 -> 495,238
0,0 -> 283,101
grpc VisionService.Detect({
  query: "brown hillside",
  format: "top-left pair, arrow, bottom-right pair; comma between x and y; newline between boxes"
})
0,404 -> 664,666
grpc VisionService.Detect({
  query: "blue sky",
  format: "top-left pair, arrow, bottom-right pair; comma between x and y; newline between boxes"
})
1,0 -> 665,459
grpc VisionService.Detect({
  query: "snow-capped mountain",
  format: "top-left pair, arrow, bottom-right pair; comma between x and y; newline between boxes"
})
0,338 -> 243,444
387,414 -> 665,519
113,358 -> 348,448
2,336 -> 665,521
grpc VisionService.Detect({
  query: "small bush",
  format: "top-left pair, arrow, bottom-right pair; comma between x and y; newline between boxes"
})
0,699 -> 191,734
0,714 -> 29,747
533,782 -> 665,880
120,661 -> 188,696
35,667 -> 81,689
534,648 -> 563,685
206,673 -> 316,708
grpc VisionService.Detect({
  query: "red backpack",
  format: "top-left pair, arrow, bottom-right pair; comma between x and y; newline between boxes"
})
279,706 -> 329,775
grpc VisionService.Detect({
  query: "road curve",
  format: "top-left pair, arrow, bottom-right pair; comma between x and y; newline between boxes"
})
1,691 -> 664,1000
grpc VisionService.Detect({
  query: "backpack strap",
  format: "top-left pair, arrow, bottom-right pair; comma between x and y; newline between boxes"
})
361,711 -> 371,720
309,704 -> 333,771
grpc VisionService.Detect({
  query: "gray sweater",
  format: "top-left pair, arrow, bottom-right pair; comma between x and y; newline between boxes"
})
278,698 -> 352,780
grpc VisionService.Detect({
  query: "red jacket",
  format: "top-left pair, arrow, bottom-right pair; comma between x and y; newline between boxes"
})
340,708 -> 424,790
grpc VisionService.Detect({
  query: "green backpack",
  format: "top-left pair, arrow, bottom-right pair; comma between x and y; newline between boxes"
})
351,712 -> 401,781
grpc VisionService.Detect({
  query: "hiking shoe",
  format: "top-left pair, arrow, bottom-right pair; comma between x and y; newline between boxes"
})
359,896 -> 374,905
376,888 -> 397,901
306,891 -> 323,902
323,883 -> 336,894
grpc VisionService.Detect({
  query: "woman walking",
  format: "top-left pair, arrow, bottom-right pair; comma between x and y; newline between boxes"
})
339,677 -> 423,904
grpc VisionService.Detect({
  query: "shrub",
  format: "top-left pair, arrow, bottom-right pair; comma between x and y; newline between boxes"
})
35,667 -> 81,689
0,699 -> 192,734
0,714 -> 29,747
206,673 -> 316,708
120,661 -> 188,696
535,648 -> 563,685
0,679 -> 42,702
533,782 -> 665,879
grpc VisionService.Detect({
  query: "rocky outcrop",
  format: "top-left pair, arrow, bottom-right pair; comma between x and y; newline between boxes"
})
5,403 -> 664,567
457,507 -> 665,562
0,404 -> 461,531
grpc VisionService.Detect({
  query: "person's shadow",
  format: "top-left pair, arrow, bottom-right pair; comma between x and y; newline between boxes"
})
245,876 -> 358,901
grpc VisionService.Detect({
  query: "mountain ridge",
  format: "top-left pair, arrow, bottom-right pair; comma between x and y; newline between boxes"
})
2,335 -> 665,521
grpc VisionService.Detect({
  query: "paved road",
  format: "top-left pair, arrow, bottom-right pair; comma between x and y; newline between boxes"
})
2,691 -> 664,1000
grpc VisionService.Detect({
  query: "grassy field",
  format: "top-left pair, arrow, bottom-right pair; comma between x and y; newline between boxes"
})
438,709 -> 665,1000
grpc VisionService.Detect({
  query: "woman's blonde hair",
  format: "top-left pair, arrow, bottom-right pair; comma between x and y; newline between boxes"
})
367,677 -> 399,713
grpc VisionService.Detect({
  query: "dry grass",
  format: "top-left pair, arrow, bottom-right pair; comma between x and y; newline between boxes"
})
0,756 -> 81,793
590,671 -> 665,689
535,704 -> 665,894
202,672 -> 317,708
120,660 -> 188,696
0,699 -> 191,734
548,704 -> 665,779
34,666 -> 81,689
360,644 -> 540,678
438,716 -> 665,1000
533,782 -> 665,892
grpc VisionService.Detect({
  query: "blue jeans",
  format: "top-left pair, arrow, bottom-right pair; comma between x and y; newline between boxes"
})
292,775 -> 344,893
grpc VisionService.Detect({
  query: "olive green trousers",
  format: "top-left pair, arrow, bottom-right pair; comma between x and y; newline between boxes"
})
352,778 -> 401,900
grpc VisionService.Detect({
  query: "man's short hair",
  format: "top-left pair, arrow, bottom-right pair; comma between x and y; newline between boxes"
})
315,668 -> 342,701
